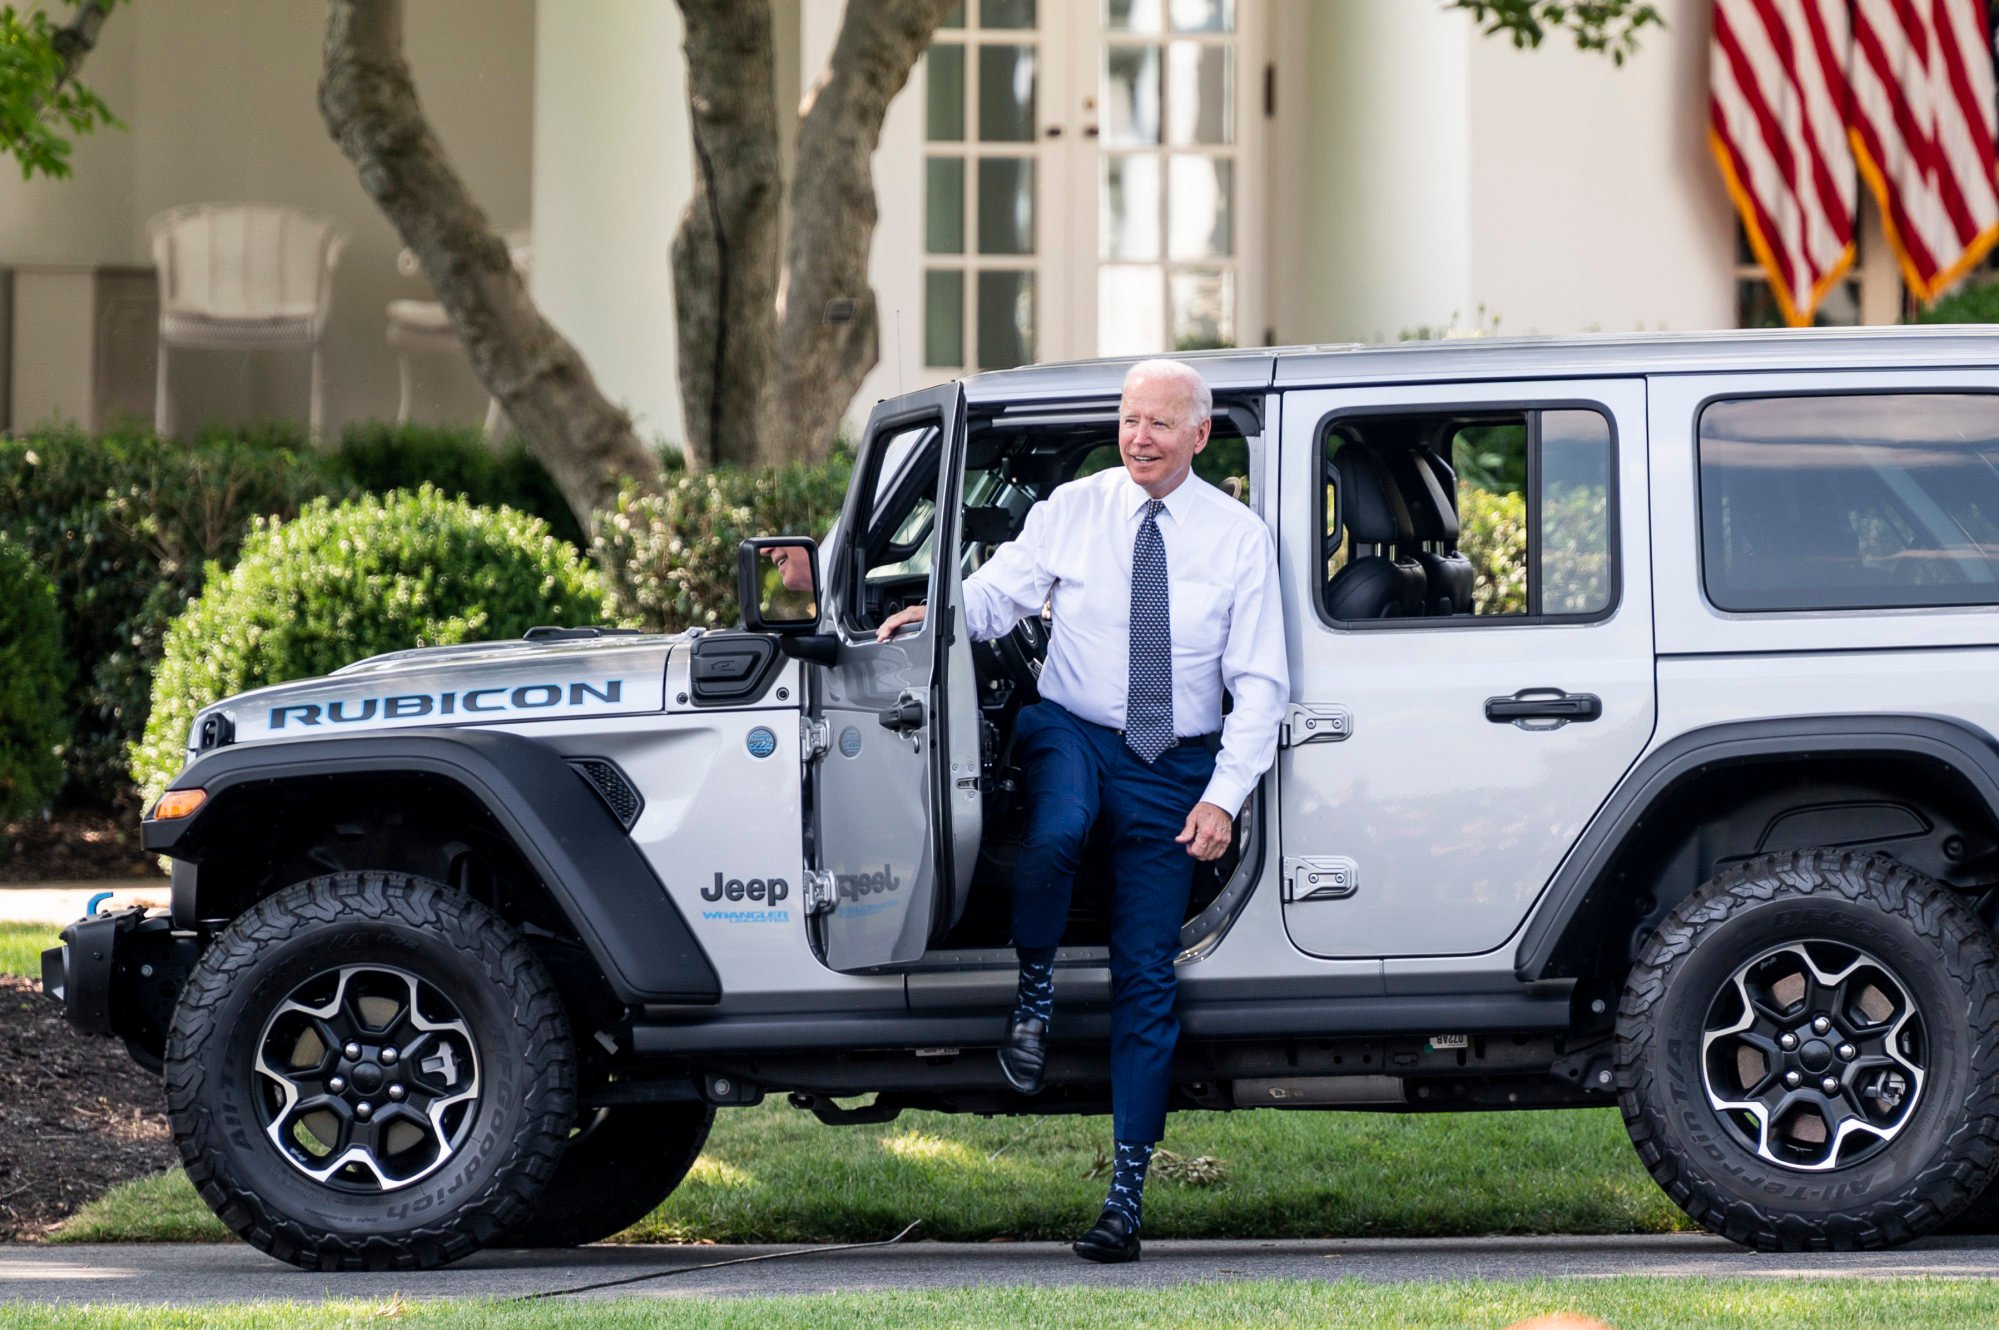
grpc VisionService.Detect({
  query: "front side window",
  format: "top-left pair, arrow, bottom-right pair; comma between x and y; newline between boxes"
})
1698,394 -> 1999,612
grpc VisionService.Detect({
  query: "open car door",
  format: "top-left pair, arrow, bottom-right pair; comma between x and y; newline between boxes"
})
809,382 -> 980,971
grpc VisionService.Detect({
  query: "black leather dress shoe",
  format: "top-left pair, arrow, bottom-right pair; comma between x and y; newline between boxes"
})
1072,1208 -> 1140,1263
997,1016 -> 1047,1095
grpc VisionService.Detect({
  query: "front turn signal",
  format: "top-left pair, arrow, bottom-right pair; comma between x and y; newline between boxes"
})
151,789 -> 207,821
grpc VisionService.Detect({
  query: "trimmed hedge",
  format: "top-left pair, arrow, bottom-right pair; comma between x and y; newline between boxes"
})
132,487 -> 612,809
593,456 -> 853,632
327,422 -> 584,548
0,535 -> 68,823
0,428 -> 341,804
1918,281 -> 1999,324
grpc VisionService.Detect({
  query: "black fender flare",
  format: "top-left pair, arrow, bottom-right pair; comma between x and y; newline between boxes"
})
1513,713 -> 1999,982
145,728 -> 719,1004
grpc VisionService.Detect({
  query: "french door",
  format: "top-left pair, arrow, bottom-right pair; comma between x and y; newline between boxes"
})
920,0 -> 1266,374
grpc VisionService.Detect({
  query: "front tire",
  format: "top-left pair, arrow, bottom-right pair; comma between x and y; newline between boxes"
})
1618,850 -> 1999,1250
166,872 -> 576,1271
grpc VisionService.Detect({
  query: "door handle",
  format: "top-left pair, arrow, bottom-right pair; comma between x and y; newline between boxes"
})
877,692 -> 924,733
1485,690 -> 1602,727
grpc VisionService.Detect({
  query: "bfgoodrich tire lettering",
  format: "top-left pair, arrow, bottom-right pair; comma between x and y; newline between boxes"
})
1618,850 -> 1999,1251
166,872 -> 576,1271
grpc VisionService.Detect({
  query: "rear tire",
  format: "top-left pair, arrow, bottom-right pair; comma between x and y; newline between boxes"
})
1618,850 -> 1999,1250
496,1102 -> 714,1247
166,871 -> 576,1271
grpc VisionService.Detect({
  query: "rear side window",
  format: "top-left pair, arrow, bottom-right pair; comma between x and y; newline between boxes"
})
1698,394 -> 1999,612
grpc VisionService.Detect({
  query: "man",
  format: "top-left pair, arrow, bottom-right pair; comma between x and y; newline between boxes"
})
875,358 -> 1287,1263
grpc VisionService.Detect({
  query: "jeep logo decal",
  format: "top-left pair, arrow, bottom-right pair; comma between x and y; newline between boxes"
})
703,872 -> 790,905
269,679 -> 624,729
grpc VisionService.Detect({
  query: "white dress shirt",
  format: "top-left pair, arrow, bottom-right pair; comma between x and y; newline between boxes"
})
961,467 -> 1289,815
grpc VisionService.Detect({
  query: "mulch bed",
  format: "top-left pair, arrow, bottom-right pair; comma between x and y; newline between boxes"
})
0,976 -> 175,1239
1,803 -> 160,884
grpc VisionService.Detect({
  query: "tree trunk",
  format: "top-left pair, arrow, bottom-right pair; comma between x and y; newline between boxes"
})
774,0 -> 958,463
669,0 -> 783,470
319,0 -> 662,527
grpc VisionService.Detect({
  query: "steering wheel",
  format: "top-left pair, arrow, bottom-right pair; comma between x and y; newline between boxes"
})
990,612 -> 1047,699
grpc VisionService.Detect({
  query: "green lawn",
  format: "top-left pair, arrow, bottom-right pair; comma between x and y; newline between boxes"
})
57,1096 -> 1692,1245
0,920 -> 59,979
2,1280 -> 1998,1330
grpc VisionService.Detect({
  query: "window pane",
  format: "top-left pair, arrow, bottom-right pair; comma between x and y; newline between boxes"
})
1101,153 -> 1160,260
977,157 -> 1036,254
1105,0 -> 1163,32
1699,394 -> 1999,611
1103,44 -> 1161,145
1167,154 -> 1232,258
978,44 -> 1037,142
1099,264 -> 1163,355
1168,268 -> 1233,350
1452,422 -> 1528,614
983,0 -> 1036,29
926,157 -> 964,254
1170,0 -> 1234,32
1166,42 -> 1232,144
925,269 -> 964,367
926,46 -> 965,141
976,270 -> 1036,369
1539,410 -> 1613,615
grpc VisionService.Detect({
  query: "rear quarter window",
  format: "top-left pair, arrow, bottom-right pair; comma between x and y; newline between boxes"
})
1697,393 -> 1999,613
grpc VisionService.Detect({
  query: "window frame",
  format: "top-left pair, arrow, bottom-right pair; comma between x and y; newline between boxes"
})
1694,387 -> 1999,616
1311,398 -> 1624,633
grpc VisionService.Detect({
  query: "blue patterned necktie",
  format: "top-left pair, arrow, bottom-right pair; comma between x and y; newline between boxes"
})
1126,498 -> 1174,763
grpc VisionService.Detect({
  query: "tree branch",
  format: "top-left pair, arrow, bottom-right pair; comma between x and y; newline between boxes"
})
319,0 -> 662,524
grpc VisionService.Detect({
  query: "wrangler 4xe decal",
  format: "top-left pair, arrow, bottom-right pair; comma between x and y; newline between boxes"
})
701,872 -> 791,924
269,680 -> 625,729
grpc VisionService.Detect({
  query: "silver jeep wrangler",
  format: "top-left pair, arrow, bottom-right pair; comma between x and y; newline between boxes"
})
47,328 -> 1999,1268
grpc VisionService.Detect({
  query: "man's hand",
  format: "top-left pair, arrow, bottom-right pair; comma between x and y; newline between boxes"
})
875,604 -> 928,642
1175,801 -> 1233,861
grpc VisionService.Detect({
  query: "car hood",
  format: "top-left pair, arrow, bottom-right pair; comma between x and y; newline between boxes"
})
188,632 -> 687,755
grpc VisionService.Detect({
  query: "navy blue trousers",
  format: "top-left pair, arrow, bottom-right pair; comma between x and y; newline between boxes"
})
1010,701 -> 1216,1144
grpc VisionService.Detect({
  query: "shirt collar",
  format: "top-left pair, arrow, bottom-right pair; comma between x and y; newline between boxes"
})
1119,470 -> 1199,524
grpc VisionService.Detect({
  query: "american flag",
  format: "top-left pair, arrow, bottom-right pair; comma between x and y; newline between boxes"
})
1712,0 -> 1999,322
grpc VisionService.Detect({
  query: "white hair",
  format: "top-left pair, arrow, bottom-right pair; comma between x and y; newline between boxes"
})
1124,358 -> 1212,422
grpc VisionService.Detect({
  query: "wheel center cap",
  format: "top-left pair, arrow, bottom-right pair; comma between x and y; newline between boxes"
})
1799,1039 -> 1834,1073
350,1062 -> 385,1094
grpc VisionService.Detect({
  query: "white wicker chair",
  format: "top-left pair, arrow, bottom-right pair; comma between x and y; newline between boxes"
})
149,203 -> 348,440
385,230 -> 529,437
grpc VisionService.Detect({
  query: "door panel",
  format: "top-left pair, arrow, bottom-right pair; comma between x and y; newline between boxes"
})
813,382 -> 973,971
1277,378 -> 1656,959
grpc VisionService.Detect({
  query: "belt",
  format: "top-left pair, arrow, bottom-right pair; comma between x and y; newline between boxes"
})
1116,730 -> 1218,749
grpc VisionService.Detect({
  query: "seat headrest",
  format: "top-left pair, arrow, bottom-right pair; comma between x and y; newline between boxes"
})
1382,448 -> 1459,543
1330,442 -> 1415,546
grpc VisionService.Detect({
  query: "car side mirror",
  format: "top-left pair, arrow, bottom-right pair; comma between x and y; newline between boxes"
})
738,536 -> 822,633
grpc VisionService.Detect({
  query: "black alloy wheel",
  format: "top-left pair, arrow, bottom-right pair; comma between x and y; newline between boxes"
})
1619,850 -> 1999,1251
167,872 -> 576,1271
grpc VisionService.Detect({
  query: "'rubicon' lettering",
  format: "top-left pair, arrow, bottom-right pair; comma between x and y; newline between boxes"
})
268,679 -> 627,730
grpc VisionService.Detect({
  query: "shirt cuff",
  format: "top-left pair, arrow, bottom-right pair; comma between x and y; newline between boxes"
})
1197,771 -> 1253,818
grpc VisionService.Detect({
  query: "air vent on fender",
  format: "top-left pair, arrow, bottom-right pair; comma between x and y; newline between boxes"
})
569,758 -> 643,830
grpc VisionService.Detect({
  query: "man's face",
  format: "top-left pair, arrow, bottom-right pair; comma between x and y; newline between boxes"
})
765,544 -> 814,592
1118,371 -> 1211,499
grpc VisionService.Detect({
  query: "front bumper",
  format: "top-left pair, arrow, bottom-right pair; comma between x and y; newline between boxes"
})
42,906 -> 200,1071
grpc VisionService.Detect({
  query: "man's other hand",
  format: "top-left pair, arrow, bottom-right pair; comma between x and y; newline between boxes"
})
1175,801 -> 1233,861
875,604 -> 928,642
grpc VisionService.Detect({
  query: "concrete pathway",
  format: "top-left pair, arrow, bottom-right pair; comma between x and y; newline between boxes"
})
2,1234 -> 1997,1304
0,880 -> 165,927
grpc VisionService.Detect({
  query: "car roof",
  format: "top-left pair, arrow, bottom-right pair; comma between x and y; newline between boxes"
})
959,326 -> 1999,405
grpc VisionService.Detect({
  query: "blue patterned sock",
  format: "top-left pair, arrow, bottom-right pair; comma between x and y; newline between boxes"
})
1012,948 -> 1055,1027
1103,1139 -> 1154,1230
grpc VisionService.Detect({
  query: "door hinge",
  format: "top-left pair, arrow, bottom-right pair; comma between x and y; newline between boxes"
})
801,716 -> 830,761
1281,704 -> 1352,747
803,869 -> 837,915
1282,856 -> 1358,903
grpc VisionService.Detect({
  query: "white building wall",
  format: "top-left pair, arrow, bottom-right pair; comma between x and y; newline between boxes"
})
531,0 -> 692,453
